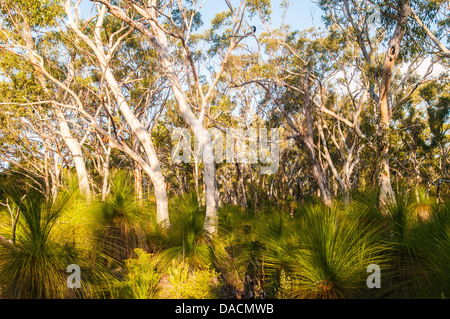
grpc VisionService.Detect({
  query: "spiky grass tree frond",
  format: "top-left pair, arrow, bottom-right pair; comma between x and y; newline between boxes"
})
286,205 -> 390,299
160,193 -> 216,268
381,191 -> 440,298
402,199 -> 450,298
410,187 -> 435,222
0,186 -> 80,298
218,204 -> 249,237
249,212 -> 300,298
348,188 -> 386,227
92,171 -> 149,265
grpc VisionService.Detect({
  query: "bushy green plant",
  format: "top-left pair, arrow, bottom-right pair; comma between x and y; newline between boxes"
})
285,205 -> 389,299
107,248 -> 160,299
92,171 -> 150,264
159,260 -> 223,299
400,199 -> 450,298
160,193 -> 215,267
0,187 -> 78,298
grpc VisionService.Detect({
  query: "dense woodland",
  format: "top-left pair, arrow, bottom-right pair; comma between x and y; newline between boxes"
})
0,0 -> 449,299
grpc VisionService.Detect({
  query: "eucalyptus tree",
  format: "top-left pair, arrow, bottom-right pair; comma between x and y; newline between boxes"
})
63,1 -> 172,227
1,0 -> 173,227
318,0 -> 450,205
90,0 -> 257,235
0,0 -> 92,199
233,25 -> 334,206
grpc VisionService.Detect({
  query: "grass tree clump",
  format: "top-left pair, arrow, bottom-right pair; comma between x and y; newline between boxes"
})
159,193 -> 217,268
106,248 -> 161,299
283,205 -> 390,299
93,171 -> 150,266
0,187 -> 78,298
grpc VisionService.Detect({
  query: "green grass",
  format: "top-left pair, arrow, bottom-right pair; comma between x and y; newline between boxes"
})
0,178 -> 448,299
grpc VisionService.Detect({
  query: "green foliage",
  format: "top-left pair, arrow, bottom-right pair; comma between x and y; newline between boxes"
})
92,171 -> 150,264
107,249 -> 161,299
158,193 -> 216,268
246,0 -> 272,21
284,205 -> 389,299
0,186 -> 77,298
1,0 -> 450,301
0,0 -> 64,29
160,260 -> 223,299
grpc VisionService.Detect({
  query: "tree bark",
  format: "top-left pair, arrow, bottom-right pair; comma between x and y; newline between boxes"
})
101,147 -> 111,201
303,82 -> 332,207
198,128 -> 219,235
378,0 -> 410,206
236,163 -> 248,208
134,162 -> 143,203
59,118 -> 91,199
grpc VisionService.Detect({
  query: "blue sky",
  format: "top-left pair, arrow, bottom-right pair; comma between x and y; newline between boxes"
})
200,0 -> 323,31
80,0 -> 324,32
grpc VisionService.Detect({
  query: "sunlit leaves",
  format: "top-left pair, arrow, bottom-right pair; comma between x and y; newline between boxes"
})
0,0 -> 64,29
246,0 -> 272,21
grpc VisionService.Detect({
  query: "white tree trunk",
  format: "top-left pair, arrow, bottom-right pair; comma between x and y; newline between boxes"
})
59,119 -> 91,199
65,3 -> 170,227
101,147 -> 111,201
198,128 -> 218,235
103,68 -> 170,227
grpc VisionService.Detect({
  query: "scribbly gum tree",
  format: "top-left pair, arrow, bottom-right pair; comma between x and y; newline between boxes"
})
92,0 -> 256,235
319,0 -> 448,207
0,0 -> 92,200
64,1 -> 172,227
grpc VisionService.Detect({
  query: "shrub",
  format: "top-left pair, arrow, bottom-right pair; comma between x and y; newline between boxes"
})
107,248 -> 160,299
0,187 -> 79,298
284,205 -> 389,299
159,260 -> 223,299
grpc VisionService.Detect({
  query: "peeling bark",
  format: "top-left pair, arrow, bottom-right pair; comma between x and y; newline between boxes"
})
378,1 -> 411,207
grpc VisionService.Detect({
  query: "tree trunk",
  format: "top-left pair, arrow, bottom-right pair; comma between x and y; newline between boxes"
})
59,119 -> 91,200
102,64 -> 170,227
199,128 -> 219,236
378,0 -> 410,207
101,148 -> 111,201
303,84 -> 332,207
236,163 -> 248,208
134,162 -> 143,203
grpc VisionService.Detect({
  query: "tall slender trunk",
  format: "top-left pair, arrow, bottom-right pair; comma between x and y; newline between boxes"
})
198,128 -> 219,235
59,119 -> 91,200
193,157 -> 200,205
378,0 -> 410,206
236,163 -> 248,208
101,147 -> 111,201
303,83 -> 332,207
52,150 -> 61,200
102,52 -> 169,227
43,142 -> 51,200
133,136 -> 143,203
134,163 -> 143,203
